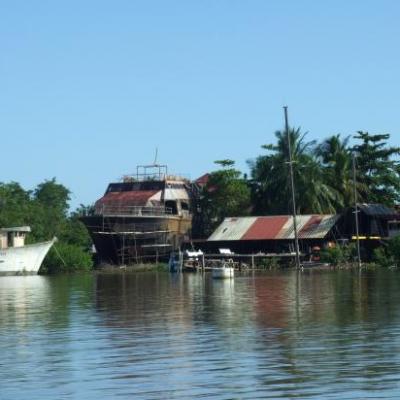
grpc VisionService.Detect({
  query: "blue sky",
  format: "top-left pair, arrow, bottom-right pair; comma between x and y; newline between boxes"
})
1,0 -> 399,209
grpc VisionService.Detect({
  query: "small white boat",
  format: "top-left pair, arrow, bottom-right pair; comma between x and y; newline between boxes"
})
0,227 -> 56,275
212,261 -> 234,279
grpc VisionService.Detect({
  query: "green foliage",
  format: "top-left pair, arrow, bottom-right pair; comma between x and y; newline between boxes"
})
352,132 -> 400,206
34,178 -> 70,214
249,128 -> 400,215
0,178 -> 93,273
373,247 -> 392,268
258,257 -> 279,269
214,159 -> 235,167
320,243 -> 356,265
31,178 -> 71,240
0,182 -> 33,227
196,160 -> 251,237
374,236 -> 400,267
320,246 -> 343,265
316,134 -> 355,211
59,216 -> 92,248
72,203 -> 95,217
249,128 -> 338,214
387,236 -> 400,264
41,243 -> 93,274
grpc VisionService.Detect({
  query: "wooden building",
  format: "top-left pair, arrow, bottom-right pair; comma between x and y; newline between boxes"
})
198,204 -> 400,260
202,214 -> 341,255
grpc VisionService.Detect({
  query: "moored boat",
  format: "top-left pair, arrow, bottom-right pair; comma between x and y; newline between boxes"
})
0,227 -> 56,275
212,261 -> 234,279
81,164 -> 196,265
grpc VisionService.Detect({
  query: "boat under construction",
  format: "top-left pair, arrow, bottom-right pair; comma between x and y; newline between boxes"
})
81,164 -> 197,265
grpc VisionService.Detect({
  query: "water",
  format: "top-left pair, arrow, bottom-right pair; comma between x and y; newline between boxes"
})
1,269 -> 400,399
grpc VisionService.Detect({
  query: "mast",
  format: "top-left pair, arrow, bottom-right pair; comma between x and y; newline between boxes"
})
352,152 -> 362,268
284,106 -> 301,269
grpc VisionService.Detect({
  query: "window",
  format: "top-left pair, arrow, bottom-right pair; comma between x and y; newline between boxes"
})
165,200 -> 178,215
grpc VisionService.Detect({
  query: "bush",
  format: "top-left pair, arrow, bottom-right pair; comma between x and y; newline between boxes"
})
40,242 -> 93,274
387,236 -> 400,265
373,247 -> 391,267
320,246 -> 344,265
320,243 -> 356,266
373,236 -> 400,268
258,257 -> 279,269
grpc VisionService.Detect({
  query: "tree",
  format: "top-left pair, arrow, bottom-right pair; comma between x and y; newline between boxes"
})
0,182 -> 33,227
72,203 -> 95,217
32,178 -> 71,240
352,132 -> 400,205
34,178 -> 70,215
316,134 -> 354,210
0,178 -> 93,272
249,128 -> 338,215
196,160 -> 251,237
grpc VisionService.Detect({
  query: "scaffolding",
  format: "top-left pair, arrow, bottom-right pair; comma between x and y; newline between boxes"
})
94,215 -> 174,265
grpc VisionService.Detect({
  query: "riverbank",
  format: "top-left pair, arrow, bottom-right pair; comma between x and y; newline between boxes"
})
95,263 -> 168,274
90,260 -> 397,275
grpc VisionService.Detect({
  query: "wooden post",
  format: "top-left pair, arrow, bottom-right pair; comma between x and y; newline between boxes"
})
122,234 -> 125,266
251,254 -> 255,269
179,250 -> 183,272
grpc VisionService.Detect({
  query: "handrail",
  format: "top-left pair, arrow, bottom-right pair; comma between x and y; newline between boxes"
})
122,173 -> 190,182
96,205 -> 173,217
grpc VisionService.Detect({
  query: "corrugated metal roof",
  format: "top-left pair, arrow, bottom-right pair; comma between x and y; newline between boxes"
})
358,203 -> 396,217
276,215 -> 311,239
299,215 -> 340,239
242,216 -> 288,240
208,217 -> 257,241
195,174 -> 210,186
207,214 -> 338,241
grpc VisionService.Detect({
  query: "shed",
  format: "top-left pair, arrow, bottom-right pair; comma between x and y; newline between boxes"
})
340,203 -> 400,239
205,215 -> 340,254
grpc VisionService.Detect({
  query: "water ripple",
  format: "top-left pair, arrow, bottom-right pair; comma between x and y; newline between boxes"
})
2,271 -> 400,399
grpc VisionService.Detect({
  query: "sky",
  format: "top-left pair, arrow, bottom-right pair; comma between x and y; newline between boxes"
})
1,0 -> 399,209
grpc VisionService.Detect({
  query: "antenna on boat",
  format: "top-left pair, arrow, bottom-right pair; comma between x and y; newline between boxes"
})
352,152 -> 362,268
153,147 -> 159,166
284,106 -> 301,269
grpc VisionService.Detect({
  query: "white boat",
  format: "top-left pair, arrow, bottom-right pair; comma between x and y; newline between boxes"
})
0,227 -> 56,275
212,261 -> 234,279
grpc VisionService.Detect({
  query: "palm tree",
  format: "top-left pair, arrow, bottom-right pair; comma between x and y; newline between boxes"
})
315,134 -> 353,210
249,128 -> 338,215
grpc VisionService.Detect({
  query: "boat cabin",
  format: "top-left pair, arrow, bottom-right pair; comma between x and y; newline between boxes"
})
0,227 -> 31,249
94,164 -> 192,219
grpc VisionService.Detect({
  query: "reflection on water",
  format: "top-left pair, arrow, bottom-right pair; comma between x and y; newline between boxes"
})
1,270 -> 400,399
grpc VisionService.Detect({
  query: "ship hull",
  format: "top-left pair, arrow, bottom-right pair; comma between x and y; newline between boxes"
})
0,239 -> 55,275
81,215 -> 191,265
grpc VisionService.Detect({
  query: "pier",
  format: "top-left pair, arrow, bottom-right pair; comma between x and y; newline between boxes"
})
180,251 -> 302,272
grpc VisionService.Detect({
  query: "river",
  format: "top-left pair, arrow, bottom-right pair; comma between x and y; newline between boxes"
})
1,269 -> 400,399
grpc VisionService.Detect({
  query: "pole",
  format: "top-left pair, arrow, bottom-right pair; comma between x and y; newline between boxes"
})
121,233 -> 125,266
352,153 -> 362,268
284,106 -> 301,269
